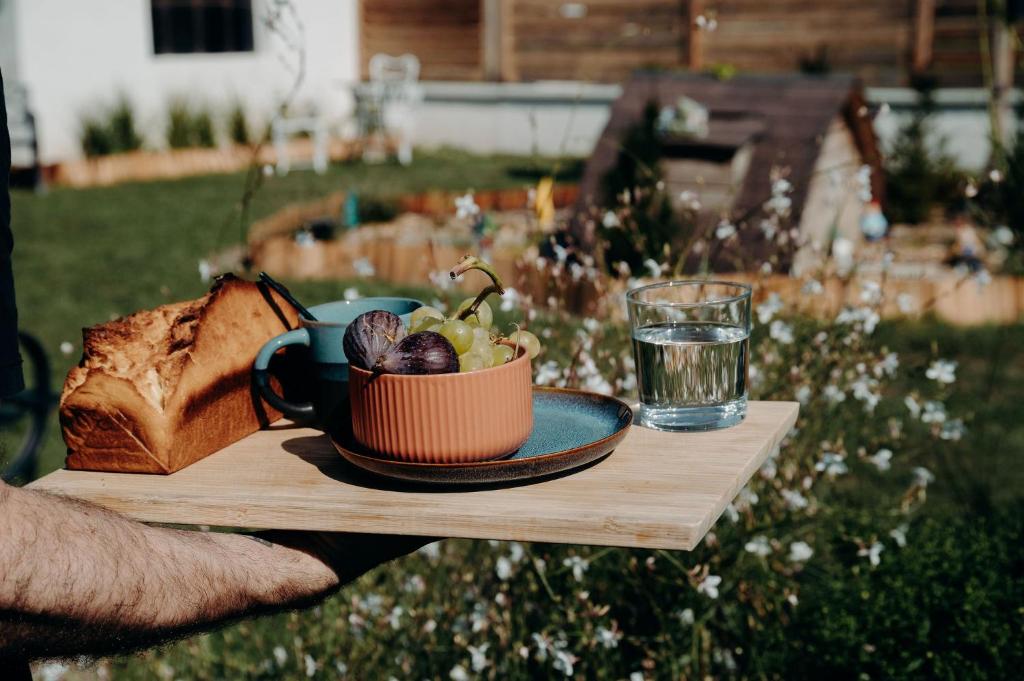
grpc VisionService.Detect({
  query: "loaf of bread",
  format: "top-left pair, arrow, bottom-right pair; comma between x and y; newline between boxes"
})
60,275 -> 300,474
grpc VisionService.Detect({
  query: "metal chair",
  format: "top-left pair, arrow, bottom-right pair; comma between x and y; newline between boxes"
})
357,53 -> 422,165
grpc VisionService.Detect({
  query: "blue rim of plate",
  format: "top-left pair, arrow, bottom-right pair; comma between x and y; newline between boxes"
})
331,387 -> 633,485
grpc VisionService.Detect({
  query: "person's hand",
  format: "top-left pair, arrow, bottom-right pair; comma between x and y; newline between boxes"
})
256,531 -> 438,586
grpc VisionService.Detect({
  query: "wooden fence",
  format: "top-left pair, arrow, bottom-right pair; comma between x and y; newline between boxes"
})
359,0 -> 1007,87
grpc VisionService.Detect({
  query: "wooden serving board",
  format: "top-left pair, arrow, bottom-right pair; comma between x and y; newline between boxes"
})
30,401 -> 798,550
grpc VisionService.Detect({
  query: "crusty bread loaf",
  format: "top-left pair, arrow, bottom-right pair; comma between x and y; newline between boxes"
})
60,275 -> 300,474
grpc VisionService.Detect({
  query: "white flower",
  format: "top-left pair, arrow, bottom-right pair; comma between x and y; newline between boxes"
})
795,385 -> 812,404
858,541 -> 884,566
965,181 -> 979,198
602,210 -> 620,228
532,632 -> 554,661
912,466 -> 935,487
509,541 -> 525,563
679,190 -> 701,211
553,649 -> 578,676
769,320 -> 794,345
782,489 -> 809,510
832,237 -> 855,273
993,225 -> 1015,246
736,486 -> 759,510
37,663 -> 69,681
455,192 -> 480,219
563,555 -> 589,582
596,625 -> 622,649
904,395 -> 921,418
60,341 -> 74,355
989,168 -> 1004,183
869,448 -> 893,472
630,673 -> 645,681
388,605 -> 403,629
896,292 -> 916,314
851,376 -> 881,412
198,259 -> 213,282
890,523 -> 909,547
940,418 -> 966,441
756,293 -> 783,324
304,654 -> 317,677
643,258 -> 663,278
860,280 -> 882,304
694,13 -> 718,31
352,257 -> 375,277
295,230 -> 315,248
921,400 -> 947,424
697,574 -> 722,599
876,352 -> 899,377
715,220 -> 737,240
418,541 -> 442,561
926,359 -> 957,384
801,278 -> 824,295
535,360 -> 562,386
676,607 -> 695,625
788,541 -> 814,563
815,452 -> 848,477
449,664 -> 470,681
975,269 -> 992,290
744,535 -> 772,557
823,384 -> 846,405
469,643 -> 490,672
343,287 -> 361,301
496,556 -> 513,580
273,646 -> 288,666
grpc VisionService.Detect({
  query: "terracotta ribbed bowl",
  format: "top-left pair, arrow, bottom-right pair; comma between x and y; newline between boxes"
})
348,351 -> 533,462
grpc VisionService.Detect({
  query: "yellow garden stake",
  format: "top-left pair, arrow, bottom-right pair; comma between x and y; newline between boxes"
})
535,176 -> 556,230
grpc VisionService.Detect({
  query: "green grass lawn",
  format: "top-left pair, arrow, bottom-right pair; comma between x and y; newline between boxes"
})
6,153 -> 1024,679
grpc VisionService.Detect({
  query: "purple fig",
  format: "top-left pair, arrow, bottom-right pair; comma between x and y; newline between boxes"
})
343,310 -> 407,370
378,331 -> 459,375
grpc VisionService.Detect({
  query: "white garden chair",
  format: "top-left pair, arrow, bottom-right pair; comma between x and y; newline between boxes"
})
271,113 -> 329,176
358,53 -> 422,165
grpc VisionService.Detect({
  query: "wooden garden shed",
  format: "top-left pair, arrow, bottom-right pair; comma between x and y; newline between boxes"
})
571,72 -> 884,273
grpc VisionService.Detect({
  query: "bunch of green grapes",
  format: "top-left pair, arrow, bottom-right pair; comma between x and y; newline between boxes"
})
407,298 -> 541,373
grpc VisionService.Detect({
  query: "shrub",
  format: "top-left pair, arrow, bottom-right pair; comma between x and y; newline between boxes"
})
884,76 -> 966,224
77,96 -> 143,157
166,100 -> 218,149
228,102 -> 252,146
755,503 -> 1024,680
106,97 -> 143,153
599,101 -> 691,274
78,116 -> 113,158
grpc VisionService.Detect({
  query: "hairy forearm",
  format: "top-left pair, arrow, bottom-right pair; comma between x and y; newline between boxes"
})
0,481 -> 338,660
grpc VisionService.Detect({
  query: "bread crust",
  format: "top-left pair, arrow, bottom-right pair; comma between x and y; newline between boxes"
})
60,275 -> 300,474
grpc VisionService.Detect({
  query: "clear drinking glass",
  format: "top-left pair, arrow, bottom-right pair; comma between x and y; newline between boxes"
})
627,280 -> 752,431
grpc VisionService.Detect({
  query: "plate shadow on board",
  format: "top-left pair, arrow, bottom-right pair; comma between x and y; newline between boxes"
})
280,434 -> 614,493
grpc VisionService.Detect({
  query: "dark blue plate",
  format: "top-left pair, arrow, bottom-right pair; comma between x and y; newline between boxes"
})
332,387 -> 633,485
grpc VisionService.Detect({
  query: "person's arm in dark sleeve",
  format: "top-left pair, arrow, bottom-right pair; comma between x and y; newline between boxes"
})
0,69 -> 25,397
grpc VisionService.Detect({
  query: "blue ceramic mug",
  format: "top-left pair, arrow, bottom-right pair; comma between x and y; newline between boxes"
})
253,298 -> 422,428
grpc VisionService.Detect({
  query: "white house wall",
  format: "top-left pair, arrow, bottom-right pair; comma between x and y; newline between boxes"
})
0,0 -> 18,81
12,0 -> 360,163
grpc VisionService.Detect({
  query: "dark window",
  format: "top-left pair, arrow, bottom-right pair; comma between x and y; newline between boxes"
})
151,0 -> 254,55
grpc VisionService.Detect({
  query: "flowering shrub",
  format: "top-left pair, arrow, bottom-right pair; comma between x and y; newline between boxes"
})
97,252 -> 992,679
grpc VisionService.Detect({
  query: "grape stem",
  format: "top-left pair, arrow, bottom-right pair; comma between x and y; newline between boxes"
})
449,255 -> 506,321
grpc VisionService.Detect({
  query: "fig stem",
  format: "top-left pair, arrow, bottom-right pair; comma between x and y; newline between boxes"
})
449,255 -> 506,321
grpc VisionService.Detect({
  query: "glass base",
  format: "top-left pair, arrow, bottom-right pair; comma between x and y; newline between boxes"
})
638,398 -> 747,432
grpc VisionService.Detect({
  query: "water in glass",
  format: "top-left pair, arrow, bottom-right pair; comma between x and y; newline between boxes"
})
632,321 -> 749,431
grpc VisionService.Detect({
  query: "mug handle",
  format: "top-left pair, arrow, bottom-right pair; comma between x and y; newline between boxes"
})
253,328 -> 315,421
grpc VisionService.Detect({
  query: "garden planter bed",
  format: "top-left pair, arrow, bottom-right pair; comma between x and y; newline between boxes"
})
54,138 -> 360,188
